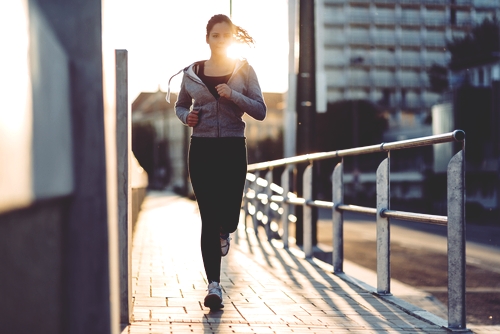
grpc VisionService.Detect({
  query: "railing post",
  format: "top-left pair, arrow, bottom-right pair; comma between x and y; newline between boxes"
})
376,156 -> 391,295
281,166 -> 292,249
332,161 -> 344,273
252,181 -> 259,232
243,180 -> 251,233
115,49 -> 132,325
447,149 -> 466,330
303,164 -> 313,258
265,170 -> 273,240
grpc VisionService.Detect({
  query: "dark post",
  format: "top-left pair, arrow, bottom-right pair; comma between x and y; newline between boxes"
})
295,0 -> 317,246
493,81 -> 500,222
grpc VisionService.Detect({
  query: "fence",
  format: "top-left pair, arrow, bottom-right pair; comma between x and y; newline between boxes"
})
243,130 -> 466,331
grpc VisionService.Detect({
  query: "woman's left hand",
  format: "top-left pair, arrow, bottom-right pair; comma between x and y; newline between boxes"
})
216,84 -> 232,99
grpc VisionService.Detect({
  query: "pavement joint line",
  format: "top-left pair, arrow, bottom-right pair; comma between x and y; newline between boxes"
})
123,192 -> 466,333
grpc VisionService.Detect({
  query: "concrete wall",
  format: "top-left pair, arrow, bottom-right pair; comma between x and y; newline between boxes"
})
0,0 -> 120,333
0,198 -> 67,333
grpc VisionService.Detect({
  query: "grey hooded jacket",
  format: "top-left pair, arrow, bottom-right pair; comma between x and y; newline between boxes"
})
174,59 -> 267,137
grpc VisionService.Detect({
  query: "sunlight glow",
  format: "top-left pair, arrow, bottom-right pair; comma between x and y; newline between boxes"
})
103,0 -> 288,100
256,177 -> 268,187
227,43 -> 247,59
270,183 -> 284,194
256,211 -> 264,221
0,0 -> 33,212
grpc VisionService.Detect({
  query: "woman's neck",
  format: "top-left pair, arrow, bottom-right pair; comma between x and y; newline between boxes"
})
207,54 -> 230,66
205,55 -> 234,76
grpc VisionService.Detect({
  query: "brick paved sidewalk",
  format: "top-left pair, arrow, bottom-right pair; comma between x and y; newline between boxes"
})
122,192 -> 454,334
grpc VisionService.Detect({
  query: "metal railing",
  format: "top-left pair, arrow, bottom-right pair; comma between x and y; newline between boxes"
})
243,130 -> 467,331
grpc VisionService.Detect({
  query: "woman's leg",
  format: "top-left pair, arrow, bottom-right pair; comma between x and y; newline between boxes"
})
217,140 -> 247,234
189,137 -> 247,283
189,138 -> 222,283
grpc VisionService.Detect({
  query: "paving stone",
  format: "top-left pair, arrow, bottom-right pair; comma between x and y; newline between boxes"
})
122,192 -> 455,334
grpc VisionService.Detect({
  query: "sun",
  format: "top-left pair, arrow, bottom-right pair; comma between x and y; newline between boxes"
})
227,43 -> 247,59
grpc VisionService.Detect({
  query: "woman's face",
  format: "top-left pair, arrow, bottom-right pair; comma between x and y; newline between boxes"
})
206,22 -> 234,56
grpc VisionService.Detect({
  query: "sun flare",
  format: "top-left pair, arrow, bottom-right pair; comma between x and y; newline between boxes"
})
227,43 -> 247,59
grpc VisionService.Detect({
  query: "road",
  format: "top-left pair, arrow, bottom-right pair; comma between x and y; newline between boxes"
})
321,211 -> 500,273
312,210 -> 500,326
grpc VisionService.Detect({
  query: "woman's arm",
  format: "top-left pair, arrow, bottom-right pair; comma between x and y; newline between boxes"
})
229,65 -> 267,121
174,74 -> 193,125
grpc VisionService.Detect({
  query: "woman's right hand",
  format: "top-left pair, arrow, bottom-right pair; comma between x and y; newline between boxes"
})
187,110 -> 199,127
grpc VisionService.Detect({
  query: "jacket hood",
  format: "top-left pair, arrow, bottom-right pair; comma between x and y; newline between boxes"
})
166,59 -> 249,103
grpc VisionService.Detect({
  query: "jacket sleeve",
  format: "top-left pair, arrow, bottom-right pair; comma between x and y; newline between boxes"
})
229,65 -> 267,121
174,74 -> 192,125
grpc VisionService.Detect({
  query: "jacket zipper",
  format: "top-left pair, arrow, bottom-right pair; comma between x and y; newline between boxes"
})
217,100 -> 220,137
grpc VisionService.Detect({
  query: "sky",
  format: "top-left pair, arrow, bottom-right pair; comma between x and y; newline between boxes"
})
104,0 -> 290,102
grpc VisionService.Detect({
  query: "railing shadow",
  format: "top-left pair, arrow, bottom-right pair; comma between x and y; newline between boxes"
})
243,130 -> 467,331
234,223 -> 432,333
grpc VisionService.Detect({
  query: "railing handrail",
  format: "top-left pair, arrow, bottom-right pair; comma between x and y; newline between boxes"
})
248,130 -> 465,171
243,130 -> 467,330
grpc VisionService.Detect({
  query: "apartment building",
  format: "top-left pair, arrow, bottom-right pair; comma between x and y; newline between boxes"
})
315,0 -> 499,120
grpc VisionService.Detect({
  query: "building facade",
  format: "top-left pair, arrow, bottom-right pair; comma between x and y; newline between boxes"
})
131,91 -> 285,192
315,0 -> 499,121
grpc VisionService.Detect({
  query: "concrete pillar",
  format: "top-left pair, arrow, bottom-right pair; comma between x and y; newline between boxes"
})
32,0 -> 119,333
116,49 -> 132,326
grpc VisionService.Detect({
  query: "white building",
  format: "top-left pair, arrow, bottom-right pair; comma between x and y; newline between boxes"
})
314,0 -> 500,122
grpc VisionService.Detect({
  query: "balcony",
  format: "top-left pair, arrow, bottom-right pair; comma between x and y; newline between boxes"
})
325,34 -> 347,46
349,14 -> 370,25
455,0 -> 472,6
399,58 -> 424,67
399,79 -> 423,88
348,34 -> 372,45
399,38 -> 421,46
372,77 -> 396,87
474,0 -> 500,8
373,36 -> 397,46
400,16 -> 423,25
328,15 -> 346,24
346,76 -> 372,87
424,17 -> 448,26
372,57 -> 396,67
373,15 -> 397,25
425,37 -> 446,47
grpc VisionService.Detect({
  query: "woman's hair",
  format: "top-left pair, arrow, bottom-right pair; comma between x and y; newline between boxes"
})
206,14 -> 255,46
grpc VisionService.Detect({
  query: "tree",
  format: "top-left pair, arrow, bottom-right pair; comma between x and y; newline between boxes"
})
428,63 -> 449,94
447,17 -> 500,71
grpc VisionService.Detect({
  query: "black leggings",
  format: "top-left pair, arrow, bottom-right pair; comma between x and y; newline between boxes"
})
188,137 -> 247,283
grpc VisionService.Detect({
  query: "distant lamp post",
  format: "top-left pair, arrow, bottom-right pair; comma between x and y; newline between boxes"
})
230,0 -> 233,18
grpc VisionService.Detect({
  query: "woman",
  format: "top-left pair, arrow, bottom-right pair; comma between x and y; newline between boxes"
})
174,14 -> 266,310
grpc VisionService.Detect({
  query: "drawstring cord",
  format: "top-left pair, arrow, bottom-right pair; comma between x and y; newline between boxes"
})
166,68 -> 184,103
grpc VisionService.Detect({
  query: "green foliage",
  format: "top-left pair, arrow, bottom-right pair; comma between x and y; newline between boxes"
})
132,123 -> 156,181
316,99 -> 388,153
427,63 -> 449,93
247,131 -> 284,165
447,18 -> 500,70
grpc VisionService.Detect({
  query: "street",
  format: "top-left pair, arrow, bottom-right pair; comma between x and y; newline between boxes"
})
314,210 -> 500,326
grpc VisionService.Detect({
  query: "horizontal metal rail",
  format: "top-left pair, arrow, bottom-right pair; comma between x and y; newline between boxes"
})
337,204 -> 377,216
243,130 -> 467,330
381,209 -> 448,226
248,130 -> 465,171
253,195 -> 447,225
252,195 -> 448,225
